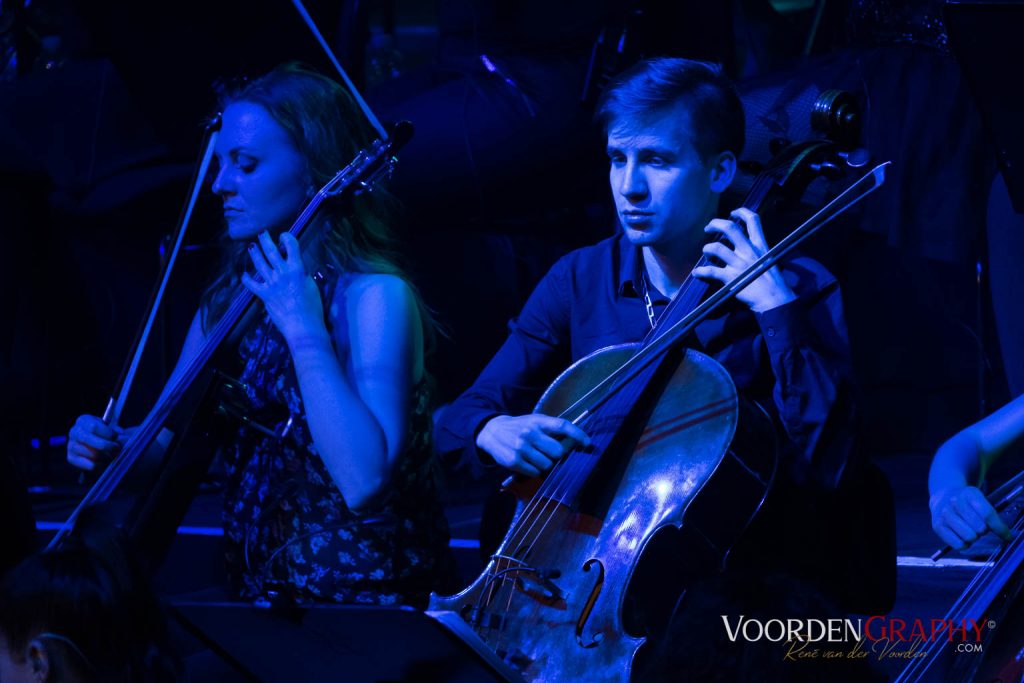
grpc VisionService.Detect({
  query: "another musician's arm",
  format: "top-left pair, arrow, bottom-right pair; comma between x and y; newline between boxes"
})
436,255 -> 581,477
928,395 -> 1024,548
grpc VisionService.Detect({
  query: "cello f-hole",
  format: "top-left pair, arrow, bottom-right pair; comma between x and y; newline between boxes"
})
576,558 -> 606,648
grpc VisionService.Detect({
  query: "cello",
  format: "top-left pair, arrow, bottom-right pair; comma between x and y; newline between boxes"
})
430,144 -> 889,681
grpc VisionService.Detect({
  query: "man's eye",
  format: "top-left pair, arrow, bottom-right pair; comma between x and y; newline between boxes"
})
647,156 -> 666,166
239,161 -> 257,173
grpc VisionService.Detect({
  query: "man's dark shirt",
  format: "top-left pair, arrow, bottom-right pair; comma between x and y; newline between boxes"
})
436,232 -> 855,494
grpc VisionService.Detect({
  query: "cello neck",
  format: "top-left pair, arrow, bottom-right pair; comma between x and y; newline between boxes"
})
559,163 -> 887,428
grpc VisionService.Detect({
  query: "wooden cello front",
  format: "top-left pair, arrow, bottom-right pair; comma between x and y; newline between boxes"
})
430,343 -> 776,682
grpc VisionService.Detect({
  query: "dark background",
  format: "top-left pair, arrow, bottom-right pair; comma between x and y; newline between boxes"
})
1,0 -> 1021,545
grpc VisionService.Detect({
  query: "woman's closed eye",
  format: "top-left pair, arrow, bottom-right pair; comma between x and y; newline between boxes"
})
236,155 -> 258,173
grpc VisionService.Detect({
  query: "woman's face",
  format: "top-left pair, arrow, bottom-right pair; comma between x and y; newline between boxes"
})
212,101 -> 311,241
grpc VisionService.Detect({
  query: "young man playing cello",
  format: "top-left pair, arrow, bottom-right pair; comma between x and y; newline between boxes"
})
436,58 -> 875,639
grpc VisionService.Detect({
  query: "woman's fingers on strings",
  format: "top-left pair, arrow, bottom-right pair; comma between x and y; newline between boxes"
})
76,415 -> 117,440
258,230 -> 286,269
67,441 -> 98,460
986,508 -> 1014,541
248,242 -> 273,280
279,231 -> 302,264
240,272 -> 262,294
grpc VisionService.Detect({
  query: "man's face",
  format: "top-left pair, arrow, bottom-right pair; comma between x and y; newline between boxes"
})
607,104 -> 722,257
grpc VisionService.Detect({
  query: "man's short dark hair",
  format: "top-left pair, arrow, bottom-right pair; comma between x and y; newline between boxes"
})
595,57 -> 745,161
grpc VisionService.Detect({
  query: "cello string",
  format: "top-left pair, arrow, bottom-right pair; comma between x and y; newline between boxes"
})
637,172 -> 775,349
488,362 -> 658,639
485,383 -> 638,635
501,349 -> 659,560
485,410 -> 609,639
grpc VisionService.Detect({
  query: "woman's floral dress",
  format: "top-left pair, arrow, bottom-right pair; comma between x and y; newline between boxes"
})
220,274 -> 454,607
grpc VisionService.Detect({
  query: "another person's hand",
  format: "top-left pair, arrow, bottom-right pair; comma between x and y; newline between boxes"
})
693,208 -> 796,313
476,414 -> 591,477
930,485 -> 1013,550
67,414 -> 125,471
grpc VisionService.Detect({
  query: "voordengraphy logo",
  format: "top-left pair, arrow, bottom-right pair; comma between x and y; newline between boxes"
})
720,617 -> 862,643
720,616 -> 991,662
720,616 -> 987,644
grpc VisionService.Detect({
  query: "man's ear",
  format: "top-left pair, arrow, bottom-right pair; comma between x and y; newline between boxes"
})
709,150 -> 737,194
25,639 -> 50,682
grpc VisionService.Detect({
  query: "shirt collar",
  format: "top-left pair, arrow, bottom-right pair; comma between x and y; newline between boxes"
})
616,235 -> 672,303
616,234 -> 641,298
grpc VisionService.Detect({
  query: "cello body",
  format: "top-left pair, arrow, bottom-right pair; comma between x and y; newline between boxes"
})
430,343 -> 776,682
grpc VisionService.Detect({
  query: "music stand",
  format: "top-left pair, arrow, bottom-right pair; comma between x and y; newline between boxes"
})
172,601 -> 524,682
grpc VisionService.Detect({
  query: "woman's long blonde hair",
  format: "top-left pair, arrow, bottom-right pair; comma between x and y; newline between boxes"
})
200,62 -> 435,351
